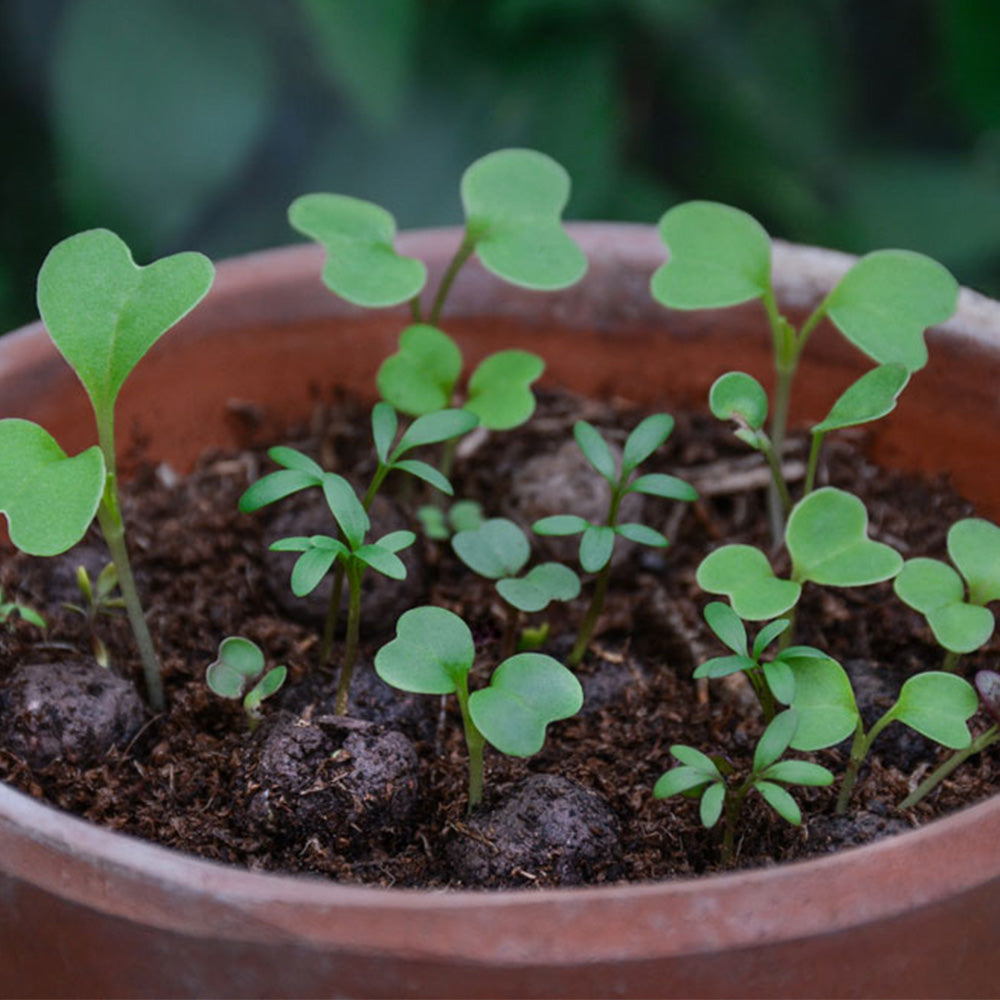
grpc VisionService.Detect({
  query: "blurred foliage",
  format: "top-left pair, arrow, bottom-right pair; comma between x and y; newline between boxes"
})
1,0 -> 999,334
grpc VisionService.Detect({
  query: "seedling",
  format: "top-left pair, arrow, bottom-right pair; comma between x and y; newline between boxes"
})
893,518 -> 1000,671
270,472 -> 415,714
0,587 -> 45,631
451,517 -> 580,659
0,230 -> 214,709
900,669 -> 1000,809
240,403 -> 474,665
63,562 -> 125,667
652,201 -> 957,537
534,414 -> 697,666
697,487 -> 902,629
205,636 -> 287,731
836,671 -> 977,813
417,498 -> 484,541
654,710 -> 834,865
290,149 -> 587,472
375,605 -> 582,810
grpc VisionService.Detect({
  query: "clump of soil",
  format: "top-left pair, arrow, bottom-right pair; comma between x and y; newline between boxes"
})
0,386 -> 997,889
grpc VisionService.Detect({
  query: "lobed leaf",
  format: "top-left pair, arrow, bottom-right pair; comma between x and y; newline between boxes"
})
496,563 -> 581,613
787,488 -> 902,587
825,249 -> 958,373
374,606 -> 475,694
465,350 -> 544,431
377,325 -> 461,416
697,545 -> 801,621
889,671 -> 978,748
206,636 -> 264,699
244,665 -> 287,713
289,193 -> 426,307
453,518 -> 531,580
948,518 -> 1000,607
709,371 -> 769,431
651,201 -> 771,309
468,653 -> 584,757
460,149 -> 586,290
37,229 -> 214,417
622,413 -> 674,474
812,364 -> 909,434
0,419 -> 105,557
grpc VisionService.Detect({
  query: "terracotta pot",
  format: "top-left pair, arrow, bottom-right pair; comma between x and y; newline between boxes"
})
1,225 -> 999,998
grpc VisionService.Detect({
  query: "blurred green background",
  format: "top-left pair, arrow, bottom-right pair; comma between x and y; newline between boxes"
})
2,0 -> 999,334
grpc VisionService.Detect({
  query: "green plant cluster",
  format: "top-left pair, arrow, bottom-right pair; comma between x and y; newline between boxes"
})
1,149 -> 996,840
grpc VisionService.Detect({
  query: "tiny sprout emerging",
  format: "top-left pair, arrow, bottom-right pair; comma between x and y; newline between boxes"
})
894,518 -> 1000,670
63,562 -> 124,667
375,606 -> 582,810
417,498 -> 484,541
654,710 -> 833,865
0,587 -> 45,631
452,517 -> 580,659
206,636 -> 287,730
534,414 -> 697,666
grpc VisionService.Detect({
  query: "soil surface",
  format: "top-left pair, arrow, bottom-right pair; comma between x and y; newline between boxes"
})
1,387 -> 998,889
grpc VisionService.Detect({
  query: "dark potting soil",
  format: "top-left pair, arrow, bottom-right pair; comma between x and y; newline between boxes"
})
1,387 -> 998,889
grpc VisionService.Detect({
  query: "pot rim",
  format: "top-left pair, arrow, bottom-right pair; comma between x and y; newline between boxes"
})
2,222 -> 999,968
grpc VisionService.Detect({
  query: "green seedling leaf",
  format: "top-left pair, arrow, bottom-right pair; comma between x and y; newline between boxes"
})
496,563 -> 581,613
825,250 -> 959,372
651,201 -> 771,309
465,351 -> 545,431
703,601 -> 748,656
573,421 -> 616,482
271,536 -> 345,597
975,670 -> 1000,724
754,781 -> 802,825
460,149 -> 586,290
615,523 -> 669,548
353,539 -> 411,580
753,710 -> 797,772
697,545 -> 801,621
206,636 -> 265,699
669,745 -> 721,772
376,325 -> 461,415
371,403 -> 398,465
787,655 -> 859,751
0,419 -> 106,556
787,488 -> 902,587
374,605 -> 474,694
393,408 -> 479,457
694,654 -> 755,680
887,672 -> 978,748
238,447 -> 325,513
37,229 -> 214,417
244,665 -> 287,715
418,507 -> 448,540
622,413 -> 675,474
812,364 -> 909,434
391,460 -> 453,495
752,618 -> 791,660
894,558 -> 995,654
452,518 -> 531,579
948,518 -> 1000,607
653,766 -> 718,798
533,514 -> 590,537
762,760 -> 834,787
322,474 -> 369,549
709,372 -> 769,431
580,524 -> 616,573
626,473 -> 698,501
468,653 -> 583,757
762,659 -> 796,705
288,193 -> 426,307
449,500 -> 484,533
699,781 -> 726,827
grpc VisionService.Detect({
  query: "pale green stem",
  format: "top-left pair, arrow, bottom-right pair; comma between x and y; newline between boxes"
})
756,435 -> 792,514
836,712 -> 893,814
899,724 -> 1000,810
721,779 -> 751,867
941,649 -> 962,673
95,413 -> 163,710
804,431 -> 824,496
428,231 -> 477,326
568,562 -> 611,669
334,563 -> 363,715
747,666 -> 777,722
455,678 -> 486,811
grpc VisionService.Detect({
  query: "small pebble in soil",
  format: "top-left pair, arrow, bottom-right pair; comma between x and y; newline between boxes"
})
263,493 -> 426,633
242,711 -> 418,855
0,659 -> 146,768
445,773 -> 623,887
